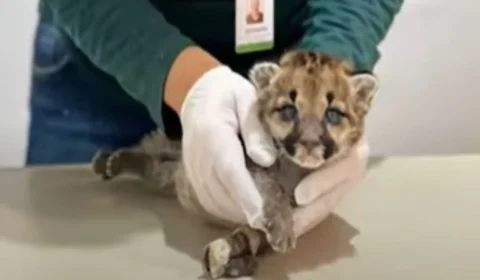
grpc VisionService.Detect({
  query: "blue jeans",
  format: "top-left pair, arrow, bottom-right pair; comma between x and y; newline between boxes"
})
26,21 -> 158,165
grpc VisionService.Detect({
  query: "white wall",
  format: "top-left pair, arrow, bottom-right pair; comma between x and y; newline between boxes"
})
0,0 -> 479,167
369,0 -> 480,156
1,1 -> 37,167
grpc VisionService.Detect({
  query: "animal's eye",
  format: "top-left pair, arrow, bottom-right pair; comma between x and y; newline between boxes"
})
325,108 -> 344,125
278,105 -> 297,121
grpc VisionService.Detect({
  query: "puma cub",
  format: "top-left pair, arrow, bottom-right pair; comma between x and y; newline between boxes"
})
92,50 -> 378,279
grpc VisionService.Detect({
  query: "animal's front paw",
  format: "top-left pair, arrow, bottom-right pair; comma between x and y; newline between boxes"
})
202,238 -> 257,279
262,210 -> 296,253
91,150 -> 123,180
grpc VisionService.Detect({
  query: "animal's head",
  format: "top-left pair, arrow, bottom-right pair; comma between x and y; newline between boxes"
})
249,50 -> 378,169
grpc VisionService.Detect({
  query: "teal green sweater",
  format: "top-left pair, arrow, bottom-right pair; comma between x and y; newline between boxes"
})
39,0 -> 403,128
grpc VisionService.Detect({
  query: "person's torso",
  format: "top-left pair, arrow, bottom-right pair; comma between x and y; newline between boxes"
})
38,0 -> 308,76
33,0 -> 309,128
149,0 -> 307,73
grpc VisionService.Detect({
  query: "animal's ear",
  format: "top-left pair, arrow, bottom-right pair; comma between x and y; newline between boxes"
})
350,73 -> 379,113
248,62 -> 280,91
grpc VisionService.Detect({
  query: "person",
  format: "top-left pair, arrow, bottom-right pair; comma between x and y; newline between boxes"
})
29,0 -> 404,237
246,0 -> 264,24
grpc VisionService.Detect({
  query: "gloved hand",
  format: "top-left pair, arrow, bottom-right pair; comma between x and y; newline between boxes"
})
180,64 -> 370,237
293,137 -> 370,238
179,65 -> 277,228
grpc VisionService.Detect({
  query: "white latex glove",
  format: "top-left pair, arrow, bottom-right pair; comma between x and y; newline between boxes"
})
180,65 -> 370,237
293,137 -> 370,238
180,65 -> 277,228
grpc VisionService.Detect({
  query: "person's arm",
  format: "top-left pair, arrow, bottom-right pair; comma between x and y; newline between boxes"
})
41,0 -> 220,127
298,0 -> 404,72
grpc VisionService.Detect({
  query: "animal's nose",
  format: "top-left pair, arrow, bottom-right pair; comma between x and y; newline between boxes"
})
300,140 -> 320,152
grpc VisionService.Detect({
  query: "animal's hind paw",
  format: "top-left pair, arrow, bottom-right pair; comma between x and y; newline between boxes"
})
92,150 -> 123,180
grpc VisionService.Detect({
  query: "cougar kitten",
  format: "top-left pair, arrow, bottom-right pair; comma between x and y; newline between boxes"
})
92,50 -> 378,279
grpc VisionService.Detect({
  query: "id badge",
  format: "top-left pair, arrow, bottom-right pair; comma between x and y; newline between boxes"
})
235,0 -> 274,54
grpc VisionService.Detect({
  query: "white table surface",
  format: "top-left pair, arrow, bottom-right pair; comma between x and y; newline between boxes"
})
0,156 -> 479,279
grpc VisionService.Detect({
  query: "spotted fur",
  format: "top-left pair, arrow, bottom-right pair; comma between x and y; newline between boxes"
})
251,50 -> 378,169
91,50 -> 378,279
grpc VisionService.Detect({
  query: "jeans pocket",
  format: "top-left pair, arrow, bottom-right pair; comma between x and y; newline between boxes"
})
32,22 -> 72,78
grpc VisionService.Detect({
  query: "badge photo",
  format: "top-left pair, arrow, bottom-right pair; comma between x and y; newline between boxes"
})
235,0 -> 274,54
